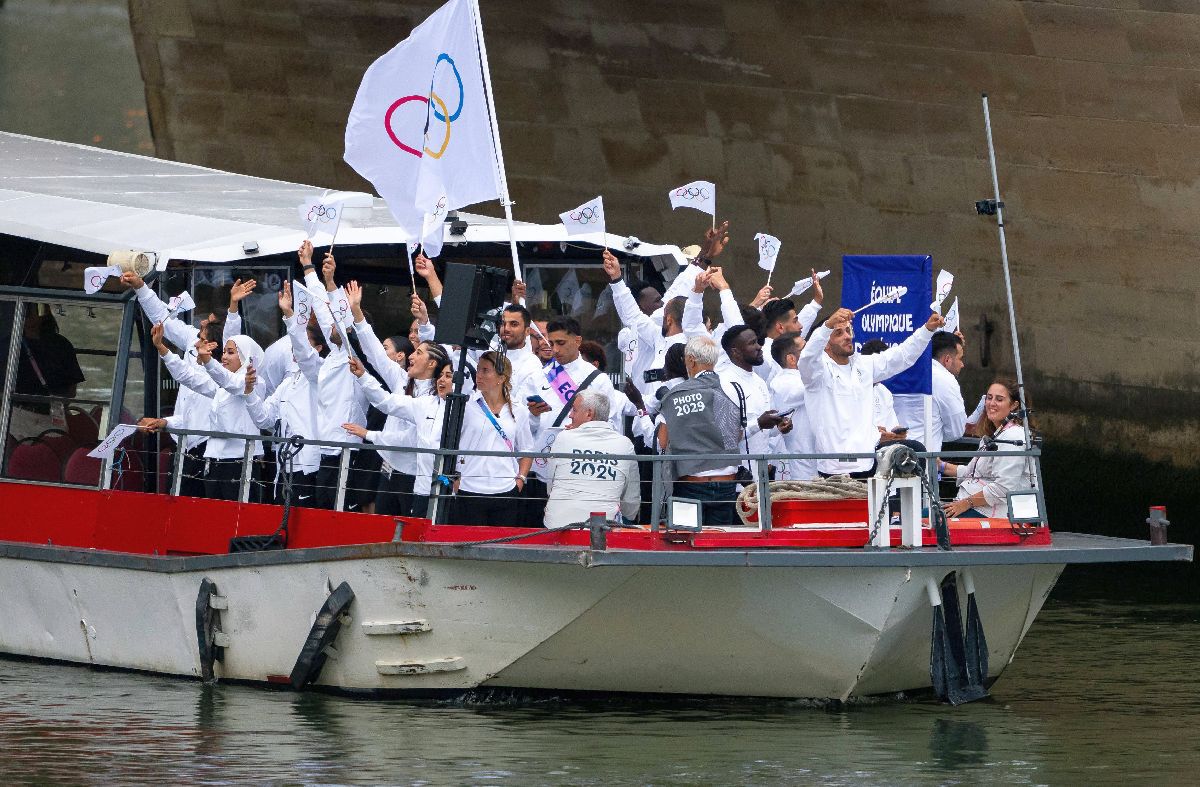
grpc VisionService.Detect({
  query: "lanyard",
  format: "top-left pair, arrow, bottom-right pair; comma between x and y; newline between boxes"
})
545,362 -> 576,405
475,397 -> 514,451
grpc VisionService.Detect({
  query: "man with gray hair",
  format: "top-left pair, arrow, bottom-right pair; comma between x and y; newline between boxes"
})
543,389 -> 641,528
657,336 -> 745,526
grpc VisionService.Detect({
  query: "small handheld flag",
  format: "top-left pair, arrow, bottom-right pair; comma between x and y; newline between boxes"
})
83,266 -> 122,295
789,270 -> 830,299
853,285 -> 908,315
167,291 -> 196,316
668,180 -> 716,220
559,196 -> 605,238
944,297 -> 961,334
754,232 -> 781,286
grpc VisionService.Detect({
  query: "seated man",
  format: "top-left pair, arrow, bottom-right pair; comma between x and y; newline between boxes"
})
543,390 -> 640,528
658,336 -> 744,527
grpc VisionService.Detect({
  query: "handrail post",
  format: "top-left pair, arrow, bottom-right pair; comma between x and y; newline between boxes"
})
649,458 -> 665,533
238,439 -> 254,503
334,447 -> 351,512
170,439 -> 185,496
755,458 -> 772,532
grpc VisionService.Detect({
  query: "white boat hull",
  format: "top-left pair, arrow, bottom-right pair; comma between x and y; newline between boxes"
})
0,545 -> 1065,700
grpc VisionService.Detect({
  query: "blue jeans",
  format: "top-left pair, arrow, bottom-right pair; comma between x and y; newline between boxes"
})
673,480 -> 736,527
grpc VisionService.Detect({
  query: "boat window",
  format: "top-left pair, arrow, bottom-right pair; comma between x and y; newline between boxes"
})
2,300 -> 127,485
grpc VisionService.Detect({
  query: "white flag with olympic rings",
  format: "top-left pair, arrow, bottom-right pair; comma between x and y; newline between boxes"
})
754,232 -> 781,272
345,0 -> 501,237
298,195 -> 344,244
83,265 -> 122,295
668,180 -> 716,216
559,196 -> 605,237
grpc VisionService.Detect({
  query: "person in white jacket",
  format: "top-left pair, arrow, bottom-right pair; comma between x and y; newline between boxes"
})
346,357 -> 453,519
148,323 -> 265,501
127,272 -> 249,496
543,390 -> 640,528
800,306 -> 944,477
939,378 -> 1034,519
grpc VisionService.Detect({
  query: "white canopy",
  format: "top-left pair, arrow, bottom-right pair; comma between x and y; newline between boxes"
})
0,132 -> 686,267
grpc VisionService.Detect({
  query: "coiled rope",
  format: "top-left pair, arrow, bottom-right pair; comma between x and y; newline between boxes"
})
736,477 -> 868,526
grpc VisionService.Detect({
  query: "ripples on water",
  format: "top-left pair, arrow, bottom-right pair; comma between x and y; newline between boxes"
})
1,595 -> 1197,785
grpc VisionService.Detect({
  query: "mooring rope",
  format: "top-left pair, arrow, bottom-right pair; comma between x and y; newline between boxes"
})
735,477 -> 868,526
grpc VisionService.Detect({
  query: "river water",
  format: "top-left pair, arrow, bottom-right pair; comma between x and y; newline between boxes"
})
3,1 -> 1199,783
2,584 -> 1198,784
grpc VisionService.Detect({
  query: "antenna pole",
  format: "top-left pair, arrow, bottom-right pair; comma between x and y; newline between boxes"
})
980,94 -> 1030,447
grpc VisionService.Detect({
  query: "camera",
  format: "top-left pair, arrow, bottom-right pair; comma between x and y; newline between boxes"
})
643,368 -> 667,384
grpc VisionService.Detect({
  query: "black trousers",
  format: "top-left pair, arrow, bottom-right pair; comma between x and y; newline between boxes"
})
520,477 -> 548,525
376,470 -> 416,517
180,444 -> 207,498
453,488 -> 521,527
203,458 -> 263,503
314,453 -> 362,512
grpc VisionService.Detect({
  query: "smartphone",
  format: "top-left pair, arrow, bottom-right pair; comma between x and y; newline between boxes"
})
777,408 -> 795,418
526,395 -> 547,405
893,426 -> 909,435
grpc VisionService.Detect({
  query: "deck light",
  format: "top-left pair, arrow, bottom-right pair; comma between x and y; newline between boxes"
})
666,497 -> 703,532
1006,489 -> 1046,526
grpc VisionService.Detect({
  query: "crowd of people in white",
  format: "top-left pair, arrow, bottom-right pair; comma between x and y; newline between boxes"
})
129,221 -> 1033,529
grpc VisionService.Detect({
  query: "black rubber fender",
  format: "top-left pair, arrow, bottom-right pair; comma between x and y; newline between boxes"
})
289,581 -> 355,689
196,577 -> 223,682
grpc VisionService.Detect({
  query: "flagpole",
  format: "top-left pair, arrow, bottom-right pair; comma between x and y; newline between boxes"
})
471,0 -> 523,287
765,267 -> 774,289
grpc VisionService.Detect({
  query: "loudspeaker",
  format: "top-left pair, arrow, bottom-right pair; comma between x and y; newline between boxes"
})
434,262 -> 510,349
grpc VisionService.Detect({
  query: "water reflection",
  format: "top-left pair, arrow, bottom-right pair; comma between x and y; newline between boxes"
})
2,599 -> 1197,784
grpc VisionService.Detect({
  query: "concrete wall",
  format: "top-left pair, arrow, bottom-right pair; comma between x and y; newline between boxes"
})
128,0 -> 1200,465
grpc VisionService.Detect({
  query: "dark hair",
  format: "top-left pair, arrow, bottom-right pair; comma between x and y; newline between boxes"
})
631,279 -> 663,300
578,340 -> 607,370
859,339 -> 888,356
502,303 -> 531,328
664,295 -> 686,328
664,343 -> 687,381
932,330 -> 963,361
979,377 -> 1023,438
387,335 -> 415,360
305,320 -> 330,358
720,324 -> 755,356
762,298 -> 796,331
738,305 -> 765,340
405,341 -> 450,396
771,331 -> 802,367
546,316 -> 581,336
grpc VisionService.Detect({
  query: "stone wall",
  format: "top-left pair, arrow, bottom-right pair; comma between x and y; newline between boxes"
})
128,0 -> 1200,465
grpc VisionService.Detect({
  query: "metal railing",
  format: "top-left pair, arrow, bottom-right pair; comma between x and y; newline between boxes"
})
88,425 -> 1043,538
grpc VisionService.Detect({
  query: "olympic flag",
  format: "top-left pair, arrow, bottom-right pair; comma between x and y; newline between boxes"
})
559,196 -> 605,237
167,291 -> 196,315
668,180 -> 716,217
944,297 -> 961,334
83,265 -> 121,295
298,195 -> 344,245
755,232 -> 781,272
931,268 -> 954,312
344,0 -> 500,239
788,270 -> 830,298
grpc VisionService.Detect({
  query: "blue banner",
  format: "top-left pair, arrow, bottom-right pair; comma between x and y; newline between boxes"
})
841,255 -> 932,395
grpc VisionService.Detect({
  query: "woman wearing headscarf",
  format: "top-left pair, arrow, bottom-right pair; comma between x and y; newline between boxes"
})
151,323 -> 265,502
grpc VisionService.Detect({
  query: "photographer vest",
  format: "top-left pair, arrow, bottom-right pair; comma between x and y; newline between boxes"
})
661,372 -> 743,478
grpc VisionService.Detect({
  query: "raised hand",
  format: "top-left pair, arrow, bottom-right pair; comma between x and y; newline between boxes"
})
150,322 -> 168,356
700,219 -> 730,261
345,279 -> 363,309
810,268 -> 825,306
692,269 -> 711,294
707,267 -> 730,292
410,292 -> 429,325
342,423 -> 368,438
278,280 -> 294,317
228,278 -> 257,311
413,253 -> 435,279
825,307 -> 853,330
196,339 -> 218,365
244,363 -> 257,396
197,312 -> 217,342
321,252 -> 336,288
601,249 -> 622,283
925,312 -> 946,332
119,271 -> 145,290
751,285 -> 774,309
299,239 -> 314,268
347,356 -> 366,378
511,278 -> 527,304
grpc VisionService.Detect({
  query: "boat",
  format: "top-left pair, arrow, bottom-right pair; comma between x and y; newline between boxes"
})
0,132 -> 1190,703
